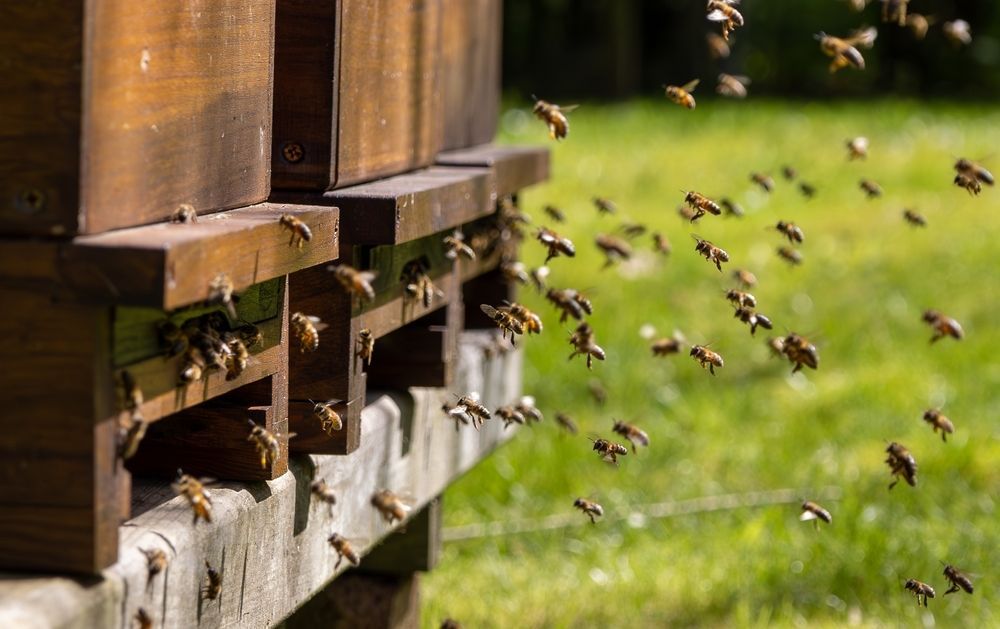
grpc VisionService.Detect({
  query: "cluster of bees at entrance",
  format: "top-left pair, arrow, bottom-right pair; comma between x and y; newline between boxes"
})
523,0 -> 987,614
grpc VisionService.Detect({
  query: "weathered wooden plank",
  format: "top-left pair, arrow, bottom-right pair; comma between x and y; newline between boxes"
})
0,0 -> 277,236
0,331 -> 522,628
436,144 -> 551,200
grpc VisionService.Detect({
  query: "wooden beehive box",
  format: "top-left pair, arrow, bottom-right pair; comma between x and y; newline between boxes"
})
0,0 -> 276,236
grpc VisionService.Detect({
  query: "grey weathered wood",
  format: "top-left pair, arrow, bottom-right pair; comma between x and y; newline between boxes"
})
0,332 -> 521,629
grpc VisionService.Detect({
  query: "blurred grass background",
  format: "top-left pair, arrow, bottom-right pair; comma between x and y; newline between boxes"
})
421,100 -> 1000,627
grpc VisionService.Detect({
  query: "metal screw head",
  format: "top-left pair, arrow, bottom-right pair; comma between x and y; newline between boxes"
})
281,142 -> 305,164
15,188 -> 47,214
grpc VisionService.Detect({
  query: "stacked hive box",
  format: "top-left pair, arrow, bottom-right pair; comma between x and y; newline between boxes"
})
0,0 -> 547,601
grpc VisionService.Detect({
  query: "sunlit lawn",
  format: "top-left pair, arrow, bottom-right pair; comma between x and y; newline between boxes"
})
422,100 -> 1000,628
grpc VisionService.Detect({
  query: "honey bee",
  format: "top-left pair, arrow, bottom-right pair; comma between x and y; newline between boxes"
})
706,1 -> 744,41
942,20 -> 972,47
725,289 -> 756,309
846,136 -> 869,160
135,608 -> 153,629
844,0 -> 868,11
651,331 -> 686,357
442,229 -> 476,261
593,197 -> 617,215
172,469 -> 213,524
353,327 -> 375,366
815,32 -> 866,73
532,98 -> 578,141
223,333 -> 248,381
247,420 -> 281,469
311,478 -> 337,513
312,399 -> 345,435
544,205 -> 566,223
496,405 -> 526,429
905,13 -> 932,40
328,533 -> 360,570
677,204 -> 698,222
279,214 -> 312,249
588,379 -> 608,405
652,232 -> 672,255
954,158 -> 994,189
733,268 -> 757,288
590,437 -> 629,465
777,246 -> 803,266
546,288 -> 586,323
236,322 -> 264,349
781,333 -> 819,373
500,260 -> 530,285
537,227 -> 576,263
773,221 -> 804,244
750,172 -> 775,193
158,320 -> 188,357
442,402 -> 471,431
140,547 -> 168,589
529,266 -> 550,293
555,412 -> 579,435
766,336 -> 786,358
706,32 -> 730,59
202,560 -> 222,601
733,306 -> 773,336
612,419 -> 649,453
693,236 -> 730,271
502,302 -> 543,335
690,344 -> 724,375
885,441 -> 917,489
178,346 -> 206,385
942,564 -> 974,595
781,166 -> 798,181
328,263 -> 377,302
682,190 -> 722,222
515,396 -> 543,424
619,222 -> 647,239
595,234 -> 633,268
922,409 -> 954,442
208,273 -> 238,319
574,498 -> 604,524
860,179 -> 883,198
848,25 -> 878,49
718,198 -> 743,218
291,312 -> 326,353
664,79 -> 699,110
568,322 -> 606,370
371,489 -> 410,524
456,393 -> 491,429
798,182 -> 817,198
402,261 -> 443,308
170,203 -> 198,224
922,309 -> 963,343
716,73 -> 750,99
954,172 -> 981,196
904,579 -> 934,607
481,303 -> 524,344
901,209 -> 926,227
117,415 -> 147,461
799,501 -> 832,528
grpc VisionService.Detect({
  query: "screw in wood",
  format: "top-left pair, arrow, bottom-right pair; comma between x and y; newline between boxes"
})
281,142 -> 305,164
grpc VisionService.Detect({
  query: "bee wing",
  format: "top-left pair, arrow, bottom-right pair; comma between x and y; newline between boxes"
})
519,395 -> 536,407
730,74 -> 751,85
359,270 -> 378,282
706,9 -> 729,22
799,510 -> 819,521
681,78 -> 700,92
479,303 -> 499,317
558,104 -> 580,113
638,323 -> 658,340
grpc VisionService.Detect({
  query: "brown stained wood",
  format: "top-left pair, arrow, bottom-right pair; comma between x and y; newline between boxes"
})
440,0 -> 502,150
462,268 -> 517,331
280,573 -> 421,629
436,144 -> 551,199
0,1 -> 276,236
360,499 -> 441,575
60,203 -> 339,309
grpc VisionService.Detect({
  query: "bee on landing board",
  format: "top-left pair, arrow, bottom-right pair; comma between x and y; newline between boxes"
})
799,501 -> 832,529
690,344 -> 724,375
328,264 -> 377,302
589,437 -> 629,465
279,214 -> 312,248
902,209 -> 927,227
291,312 -> 327,353
574,498 -> 604,524
612,419 -> 649,453
922,409 -> 954,442
706,1 -> 744,41
904,579 -> 935,607
815,32 -> 867,73
692,236 -> 730,271
170,203 -> 198,224
328,533 -> 360,570
716,73 -> 750,99
922,309 -> 963,343
773,221 -> 804,244
682,190 -> 722,222
310,478 -> 337,514
202,561 -> 222,601
532,97 -> 578,141
942,564 -> 974,595
885,442 -> 917,489
356,328 -> 375,365
664,79 -> 700,109
371,489 -> 411,525
536,227 -> 576,263
172,469 -> 214,524
481,303 -> 525,345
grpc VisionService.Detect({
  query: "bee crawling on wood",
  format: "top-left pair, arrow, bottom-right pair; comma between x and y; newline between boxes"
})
942,564 -> 974,595
134,608 -> 153,629
222,332 -> 248,381
481,303 -> 524,345
922,409 -> 954,442
279,213 -> 312,248
612,419 -> 649,453
291,312 -> 327,353
885,441 -> 917,489
354,327 -> 375,366
568,322 -> 606,370
682,190 -> 721,222
208,273 -> 238,319
903,209 -> 927,227
690,344 -> 724,375
371,489 -> 411,525
443,229 -> 476,261
773,221 -> 804,244
172,469 -> 214,524
904,579 -> 935,607
328,533 -> 360,570
536,227 -> 576,263
496,405 -> 527,429
178,346 -> 206,385
328,263 -> 377,302
574,498 -> 604,524
139,547 -> 168,589
692,235 -> 730,271
312,399 -> 347,435
589,436 -> 629,465
799,501 -> 832,529
706,1 -> 743,41
170,203 -> 198,224
117,372 -> 147,460
532,97 -> 578,141
750,172 -> 775,193
733,306 -> 773,336
664,79 -> 700,110
247,420 -> 291,469
158,320 -> 188,358
202,560 -> 222,601
781,333 -> 819,373
310,478 -> 337,513
716,73 -> 750,99
922,309 -> 963,343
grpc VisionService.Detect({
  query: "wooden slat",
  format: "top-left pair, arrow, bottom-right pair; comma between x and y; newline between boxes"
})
436,144 -> 551,199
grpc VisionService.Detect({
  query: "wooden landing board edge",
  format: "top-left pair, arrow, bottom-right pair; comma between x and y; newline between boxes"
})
435,144 -> 551,199
0,332 -> 522,629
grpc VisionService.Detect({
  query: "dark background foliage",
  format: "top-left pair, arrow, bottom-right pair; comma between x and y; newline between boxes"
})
502,0 -> 1000,100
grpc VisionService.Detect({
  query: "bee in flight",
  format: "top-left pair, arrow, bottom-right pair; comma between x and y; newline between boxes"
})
455,393 -> 492,429
481,303 -> 524,345
750,172 -> 775,193
612,419 -> 649,453
574,498 -> 604,524
720,198 -> 744,217
651,331 -> 686,357
594,234 -> 633,268
904,579 -> 935,607
328,533 -> 360,570
568,322 -> 606,370
733,268 -> 757,288
906,13 -> 932,40
706,0 -> 744,41
922,309 -> 963,343
207,273 -> 238,319
799,501 -> 832,529
555,412 -> 579,435
690,344 -> 724,375
725,289 -> 756,309
860,179 -> 883,198
312,399 -> 345,435
706,32 -> 730,59
536,227 -> 576,263
922,409 -> 954,442
652,232 -> 672,255
247,420 -> 285,469
546,288 -> 590,323
693,236 -> 730,271
496,405 -> 526,429
773,221 -> 804,244
328,264 -> 377,302
543,205 -> 566,223
815,32 -> 867,73
777,246 -> 803,266
664,79 -> 700,109
291,312 -> 326,353
682,190 -> 721,222
593,197 -> 617,215
781,333 -> 818,373
590,437 -> 629,465
515,396 -> 543,424
902,209 -> 926,227
798,182 -> 817,198
733,306 -> 773,336
881,0 -> 909,25
942,19 -> 972,47
443,229 -> 476,261
716,73 -> 750,99
942,564 -> 974,595
885,441 -> 917,489
172,469 -> 214,524
279,214 -> 312,249
532,97 -> 579,141
371,489 -> 411,525
846,136 -> 869,160
311,478 -> 338,514
954,158 -> 993,193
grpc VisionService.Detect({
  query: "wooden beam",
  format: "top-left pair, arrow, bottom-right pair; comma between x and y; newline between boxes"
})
436,144 -> 550,199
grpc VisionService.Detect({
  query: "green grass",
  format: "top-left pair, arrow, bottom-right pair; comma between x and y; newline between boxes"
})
421,100 -> 1000,628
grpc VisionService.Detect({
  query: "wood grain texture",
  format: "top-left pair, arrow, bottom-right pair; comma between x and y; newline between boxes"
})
436,144 -> 551,199
440,0 -> 502,150
280,573 -> 421,629
0,332 -> 522,627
